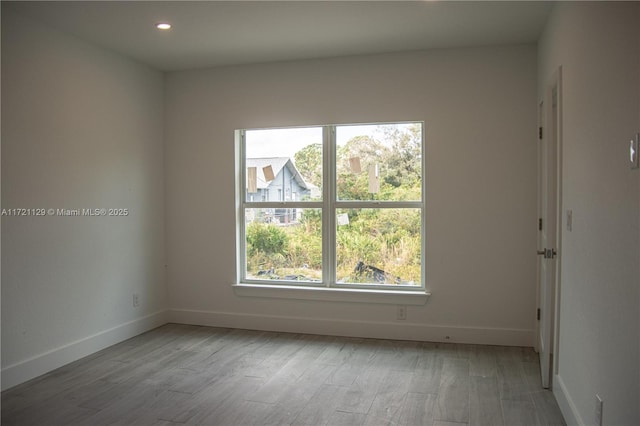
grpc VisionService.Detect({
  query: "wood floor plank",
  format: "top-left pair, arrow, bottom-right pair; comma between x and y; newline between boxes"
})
335,364 -> 389,414
397,391 -> 437,426
501,398 -> 540,426
371,339 -> 420,372
530,390 -> 567,426
327,410 -> 367,426
1,324 -> 565,426
291,384 -> 349,425
83,388 -> 192,425
246,336 -> 331,404
247,361 -> 338,425
182,329 -> 273,376
0,399 -> 99,426
75,378 -> 139,410
469,375 -> 504,426
168,374 -> 263,424
314,336 -> 362,365
433,421 -> 469,426
240,333 -> 308,380
0,357 -> 127,419
496,358 -> 539,401
200,400 -> 274,426
193,376 -> 265,425
468,345 -> 498,378
75,384 -> 177,425
108,324 -> 200,363
496,346 -> 537,363
522,359 -> 543,391
150,420 -> 184,426
362,413 -> 401,426
324,339 -> 381,387
408,343 -> 444,394
437,343 -> 471,359
366,369 -> 413,421
434,358 -> 470,424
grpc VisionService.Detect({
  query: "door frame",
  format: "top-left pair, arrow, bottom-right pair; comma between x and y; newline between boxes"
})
550,67 -> 563,381
536,66 -> 563,388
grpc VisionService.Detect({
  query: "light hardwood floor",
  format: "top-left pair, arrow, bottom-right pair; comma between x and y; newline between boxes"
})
2,324 -> 565,426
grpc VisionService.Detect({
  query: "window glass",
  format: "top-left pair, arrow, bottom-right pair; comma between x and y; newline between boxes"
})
336,208 -> 421,285
240,122 -> 424,290
336,123 -> 422,201
245,127 -> 322,202
245,208 -> 322,282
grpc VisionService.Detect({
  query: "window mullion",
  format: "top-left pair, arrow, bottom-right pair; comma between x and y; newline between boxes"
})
334,201 -> 422,209
238,129 -> 247,283
244,202 -> 322,209
323,125 -> 336,287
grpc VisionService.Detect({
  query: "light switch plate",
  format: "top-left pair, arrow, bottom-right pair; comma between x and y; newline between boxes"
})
630,133 -> 639,169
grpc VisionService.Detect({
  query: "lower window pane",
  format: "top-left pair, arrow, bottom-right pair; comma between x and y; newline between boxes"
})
336,208 -> 421,286
245,208 -> 322,282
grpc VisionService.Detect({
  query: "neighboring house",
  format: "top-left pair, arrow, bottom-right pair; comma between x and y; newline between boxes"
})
246,157 -> 312,224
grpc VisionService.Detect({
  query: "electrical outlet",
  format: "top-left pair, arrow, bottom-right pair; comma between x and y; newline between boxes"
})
566,209 -> 573,232
397,305 -> 407,320
133,293 -> 140,308
595,394 -> 603,426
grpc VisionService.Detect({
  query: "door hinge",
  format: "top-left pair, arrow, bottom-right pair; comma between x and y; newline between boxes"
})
538,127 -> 543,140
538,218 -> 543,231
537,308 -> 541,321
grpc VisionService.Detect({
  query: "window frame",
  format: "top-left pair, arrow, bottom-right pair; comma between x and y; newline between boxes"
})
236,122 -> 426,293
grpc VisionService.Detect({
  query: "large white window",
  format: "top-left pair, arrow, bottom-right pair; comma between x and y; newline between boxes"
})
237,122 -> 424,291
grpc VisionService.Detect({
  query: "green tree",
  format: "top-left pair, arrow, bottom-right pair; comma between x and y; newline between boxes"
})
336,135 -> 387,201
246,222 -> 288,258
294,143 -> 323,189
378,124 -> 422,189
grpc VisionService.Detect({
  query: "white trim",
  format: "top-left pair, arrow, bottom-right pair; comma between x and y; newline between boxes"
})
238,122 -> 426,291
552,66 -> 563,378
168,308 -> 534,347
233,283 -> 429,305
1,310 -> 168,391
553,374 -> 582,426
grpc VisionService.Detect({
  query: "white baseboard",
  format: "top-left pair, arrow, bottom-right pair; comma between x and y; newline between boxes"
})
554,374 -> 583,425
168,308 -> 534,347
1,310 -> 168,391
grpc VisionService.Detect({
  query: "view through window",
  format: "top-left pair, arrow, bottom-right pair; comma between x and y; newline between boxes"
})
239,122 -> 424,289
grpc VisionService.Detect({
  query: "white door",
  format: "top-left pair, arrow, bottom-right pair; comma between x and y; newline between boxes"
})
537,71 -> 561,389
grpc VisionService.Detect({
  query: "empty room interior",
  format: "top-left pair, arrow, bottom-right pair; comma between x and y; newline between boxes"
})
2,1 -> 639,425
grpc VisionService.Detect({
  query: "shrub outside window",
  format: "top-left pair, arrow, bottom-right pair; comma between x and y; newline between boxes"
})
237,122 -> 424,290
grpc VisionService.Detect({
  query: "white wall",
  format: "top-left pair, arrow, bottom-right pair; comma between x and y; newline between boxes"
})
165,45 -> 538,346
1,8 -> 167,389
538,3 -> 640,425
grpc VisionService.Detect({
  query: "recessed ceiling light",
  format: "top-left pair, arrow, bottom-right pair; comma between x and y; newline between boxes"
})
156,22 -> 171,30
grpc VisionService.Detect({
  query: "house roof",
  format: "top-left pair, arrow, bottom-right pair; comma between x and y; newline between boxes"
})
246,157 -> 310,190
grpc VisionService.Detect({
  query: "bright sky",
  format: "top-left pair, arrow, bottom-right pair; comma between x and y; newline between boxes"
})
245,127 -> 323,158
245,123 -> 414,159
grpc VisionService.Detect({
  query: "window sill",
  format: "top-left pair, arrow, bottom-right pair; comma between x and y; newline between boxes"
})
232,283 -> 430,305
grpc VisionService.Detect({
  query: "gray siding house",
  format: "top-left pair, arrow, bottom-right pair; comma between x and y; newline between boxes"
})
246,157 -> 312,223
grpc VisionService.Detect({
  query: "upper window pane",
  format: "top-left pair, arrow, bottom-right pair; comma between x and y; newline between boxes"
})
336,123 -> 422,201
245,127 -> 322,202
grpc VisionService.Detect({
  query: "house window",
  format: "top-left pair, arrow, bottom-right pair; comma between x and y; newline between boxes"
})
238,122 -> 424,290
